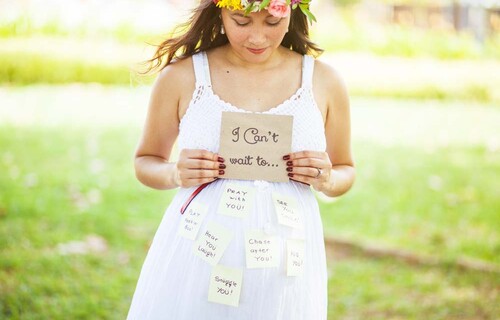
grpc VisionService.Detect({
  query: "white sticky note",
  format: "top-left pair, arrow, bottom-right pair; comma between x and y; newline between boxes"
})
244,230 -> 280,268
177,202 -> 209,240
218,183 -> 256,219
272,192 -> 303,229
286,239 -> 305,276
193,221 -> 233,266
208,264 -> 243,307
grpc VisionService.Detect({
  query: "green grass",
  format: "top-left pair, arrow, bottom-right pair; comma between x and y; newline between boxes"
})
328,255 -> 499,319
0,37 -> 155,86
0,87 -> 499,318
0,51 -> 133,85
315,24 -> 500,60
322,142 -> 500,264
1,37 -> 499,104
2,10 -> 499,60
0,126 -> 169,319
312,8 -> 500,60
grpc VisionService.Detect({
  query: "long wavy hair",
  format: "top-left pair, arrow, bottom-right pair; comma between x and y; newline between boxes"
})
144,0 -> 323,74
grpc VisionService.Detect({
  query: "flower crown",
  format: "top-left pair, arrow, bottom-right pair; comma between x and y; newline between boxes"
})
213,0 -> 316,24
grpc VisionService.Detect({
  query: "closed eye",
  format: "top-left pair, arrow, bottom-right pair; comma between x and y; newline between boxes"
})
233,18 -> 250,26
267,21 -> 281,26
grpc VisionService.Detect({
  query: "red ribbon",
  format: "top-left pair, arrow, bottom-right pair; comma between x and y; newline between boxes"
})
180,180 -> 216,214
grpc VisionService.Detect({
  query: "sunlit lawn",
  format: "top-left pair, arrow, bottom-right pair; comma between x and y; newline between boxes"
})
1,37 -> 499,104
0,86 -> 499,319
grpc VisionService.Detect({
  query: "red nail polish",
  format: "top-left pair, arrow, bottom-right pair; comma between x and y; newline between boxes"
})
288,173 -> 294,177
219,170 -> 225,175
286,167 -> 293,172
286,161 -> 292,166
219,164 -> 226,169
283,155 -> 290,160
218,157 -> 225,163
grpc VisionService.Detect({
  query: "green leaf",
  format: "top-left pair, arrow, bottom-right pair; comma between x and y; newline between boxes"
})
299,5 -> 317,24
259,0 -> 271,10
244,3 -> 255,15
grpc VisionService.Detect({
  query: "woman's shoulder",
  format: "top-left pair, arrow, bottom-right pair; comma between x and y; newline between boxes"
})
312,58 -> 345,89
312,57 -> 350,112
147,55 -> 199,117
155,55 -> 196,91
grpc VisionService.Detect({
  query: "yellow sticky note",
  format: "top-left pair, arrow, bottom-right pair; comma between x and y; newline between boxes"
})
208,264 -> 243,307
218,183 -> 256,219
286,239 -> 305,276
177,202 -> 209,240
244,230 -> 280,268
193,221 -> 233,266
272,192 -> 303,229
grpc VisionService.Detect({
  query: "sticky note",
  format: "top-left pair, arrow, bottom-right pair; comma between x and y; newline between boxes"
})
272,192 -> 303,229
177,202 -> 209,240
244,230 -> 280,268
218,183 -> 256,219
208,264 -> 243,307
193,221 -> 233,266
286,239 -> 305,276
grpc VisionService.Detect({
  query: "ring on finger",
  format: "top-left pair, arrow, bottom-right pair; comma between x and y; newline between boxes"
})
315,167 -> 323,178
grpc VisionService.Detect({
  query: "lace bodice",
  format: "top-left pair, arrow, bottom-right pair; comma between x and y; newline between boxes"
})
178,51 -> 326,153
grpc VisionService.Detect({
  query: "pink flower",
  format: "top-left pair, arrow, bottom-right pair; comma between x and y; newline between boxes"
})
267,0 -> 291,18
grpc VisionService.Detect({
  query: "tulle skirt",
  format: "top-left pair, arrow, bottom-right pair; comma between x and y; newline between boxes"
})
126,178 -> 328,320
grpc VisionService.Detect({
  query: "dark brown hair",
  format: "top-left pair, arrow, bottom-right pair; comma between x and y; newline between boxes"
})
144,0 -> 323,74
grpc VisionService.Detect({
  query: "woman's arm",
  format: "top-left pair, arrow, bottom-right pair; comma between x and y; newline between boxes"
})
286,60 -> 356,197
134,59 -> 222,190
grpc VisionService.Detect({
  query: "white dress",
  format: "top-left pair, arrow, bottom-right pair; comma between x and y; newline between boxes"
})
127,51 -> 328,320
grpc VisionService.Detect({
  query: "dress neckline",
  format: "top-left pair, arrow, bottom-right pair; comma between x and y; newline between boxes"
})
202,51 -> 306,114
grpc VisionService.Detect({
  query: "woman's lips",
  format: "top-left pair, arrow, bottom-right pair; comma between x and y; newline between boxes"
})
247,47 -> 266,54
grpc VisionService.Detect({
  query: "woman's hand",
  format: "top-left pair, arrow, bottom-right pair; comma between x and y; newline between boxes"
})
283,151 -> 333,192
174,149 -> 225,188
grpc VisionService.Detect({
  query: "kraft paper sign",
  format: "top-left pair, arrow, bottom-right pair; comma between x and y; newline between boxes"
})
208,264 -> 243,307
193,221 -> 233,266
177,201 -> 209,240
219,112 -> 293,182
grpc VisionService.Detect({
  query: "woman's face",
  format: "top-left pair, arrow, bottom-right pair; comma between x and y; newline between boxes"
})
220,8 -> 290,62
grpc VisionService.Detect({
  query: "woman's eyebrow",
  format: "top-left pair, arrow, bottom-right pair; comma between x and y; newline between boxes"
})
231,13 -> 250,18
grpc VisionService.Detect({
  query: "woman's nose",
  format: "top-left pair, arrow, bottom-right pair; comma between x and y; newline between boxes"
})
248,29 -> 266,46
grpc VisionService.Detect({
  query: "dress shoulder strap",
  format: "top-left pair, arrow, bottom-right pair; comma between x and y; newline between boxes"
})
192,51 -> 211,86
301,55 -> 315,89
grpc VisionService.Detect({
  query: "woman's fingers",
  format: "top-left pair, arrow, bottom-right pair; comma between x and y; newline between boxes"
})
284,151 -> 332,188
180,149 -> 222,162
287,166 -> 321,178
181,159 -> 224,170
284,150 -> 326,161
176,149 -> 225,187
180,167 -> 221,179
285,157 -> 324,169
